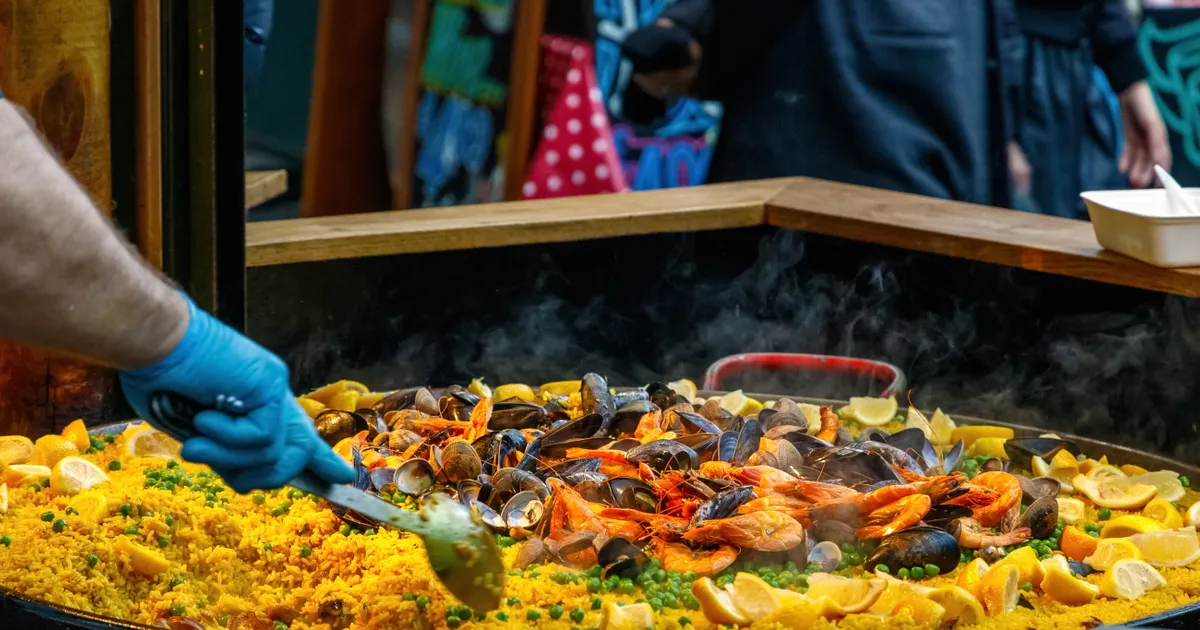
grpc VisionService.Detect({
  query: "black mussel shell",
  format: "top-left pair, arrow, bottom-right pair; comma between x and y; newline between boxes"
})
834,427 -> 854,446
371,387 -> 422,414
673,433 -> 719,456
603,477 -> 659,512
613,389 -> 651,408
809,521 -> 859,547
627,440 -> 699,472
314,409 -> 371,446
885,428 -> 940,472
438,391 -> 481,422
863,526 -> 960,575
598,537 -> 646,580
730,419 -> 763,466
608,438 -> 644,451
489,402 -> 549,431
1018,496 -> 1059,539
355,408 -> 388,435
717,431 -> 739,463
541,436 -> 610,460
677,411 -> 723,436
565,471 -> 608,486
1003,437 -> 1079,471
541,414 -> 605,448
923,504 -> 973,531
1017,475 -> 1060,505
943,440 -> 965,473
581,373 -> 616,422
645,382 -> 682,410
611,400 -> 658,436
1068,560 -> 1096,578
536,457 -> 603,481
691,485 -> 755,527
859,428 -> 892,443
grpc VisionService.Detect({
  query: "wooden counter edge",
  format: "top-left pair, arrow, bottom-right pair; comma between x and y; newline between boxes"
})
246,170 -> 289,210
765,178 -> 1200,298
245,179 -> 797,266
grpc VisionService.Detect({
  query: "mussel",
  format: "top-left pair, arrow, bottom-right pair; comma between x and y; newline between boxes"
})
535,458 -> 603,481
602,477 -> 658,512
314,410 -> 371,446
922,504 -> 973,531
1003,437 -> 1079,471
611,400 -> 658,436
730,419 -> 763,466
598,537 -> 646,579
438,390 -> 481,422
691,485 -> 755,526
581,373 -> 616,424
645,382 -> 683,410
863,526 -> 960,575
370,387 -> 422,414
1017,475 -> 1060,505
627,440 -> 699,472
1018,497 -> 1059,539
489,402 -> 550,431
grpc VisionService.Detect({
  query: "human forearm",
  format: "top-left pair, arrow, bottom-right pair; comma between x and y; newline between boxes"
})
0,99 -> 187,369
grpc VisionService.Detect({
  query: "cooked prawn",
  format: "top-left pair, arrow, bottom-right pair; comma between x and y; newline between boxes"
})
946,471 -> 1021,528
950,517 -> 1031,549
682,511 -> 806,551
649,541 -> 738,577
855,493 -> 931,539
634,411 -> 662,440
816,406 -> 839,442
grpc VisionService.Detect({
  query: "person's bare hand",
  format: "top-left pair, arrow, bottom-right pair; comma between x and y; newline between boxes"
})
1119,81 -> 1171,188
1008,141 -> 1032,194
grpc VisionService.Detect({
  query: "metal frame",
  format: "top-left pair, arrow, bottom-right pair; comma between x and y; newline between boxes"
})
161,0 -> 246,329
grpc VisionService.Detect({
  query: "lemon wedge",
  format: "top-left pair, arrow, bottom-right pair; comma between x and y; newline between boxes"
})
1041,566 -> 1099,605
905,407 -> 935,442
1100,515 -> 1167,538
1085,538 -> 1145,571
1075,475 -> 1157,510
61,420 -> 91,452
66,490 -> 109,524
538,380 -> 583,397
727,573 -> 782,621
990,546 -> 1045,588
889,594 -> 946,627
122,422 -> 150,439
1127,527 -> 1200,567
956,558 -> 990,600
125,429 -> 181,460
979,564 -> 1020,616
667,379 -> 698,401
327,389 -> 360,412
0,483 -> 7,513
1099,558 -> 1166,600
1056,497 -> 1087,524
2,464 -> 50,488
798,404 -> 823,435
113,536 -> 170,576
1085,464 -> 1127,481
693,577 -> 749,625
1187,502 -> 1200,528
1033,456 -> 1078,493
1121,464 -> 1150,476
356,391 -> 387,409
493,383 -> 537,402
929,409 -> 956,445
0,436 -> 33,468
1125,471 -> 1185,503
845,397 -> 898,427
720,390 -> 763,417
804,574 -> 886,614
928,586 -> 985,627
1143,499 -> 1184,529
971,437 -> 1009,459
599,601 -> 653,630
295,397 -> 327,419
467,378 -> 493,400
30,435 -> 78,468
305,379 -> 369,404
50,457 -> 110,494
951,425 -> 1015,447
1041,554 -> 1071,574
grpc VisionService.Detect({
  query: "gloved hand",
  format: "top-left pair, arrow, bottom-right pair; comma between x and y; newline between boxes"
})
119,297 -> 354,493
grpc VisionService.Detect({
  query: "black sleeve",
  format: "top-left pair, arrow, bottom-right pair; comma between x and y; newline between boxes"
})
1090,0 -> 1147,94
660,0 -> 713,43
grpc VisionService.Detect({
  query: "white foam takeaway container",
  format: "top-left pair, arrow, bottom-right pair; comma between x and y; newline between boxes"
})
1081,189 -> 1200,268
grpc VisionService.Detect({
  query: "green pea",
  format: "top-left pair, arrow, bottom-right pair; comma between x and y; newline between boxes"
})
364,529 -> 375,536
125,526 -> 139,535
0,536 -> 11,547
170,577 -> 185,589
592,597 -> 603,610
119,504 -> 131,517
263,543 -> 272,551
65,507 -> 79,516
550,604 -> 564,619
1182,476 -> 1191,488
1020,581 -> 1033,592
911,566 -> 925,580
252,493 -> 266,505
655,569 -> 667,582
496,535 -> 516,547
211,484 -> 224,493
273,622 -> 287,630
526,609 -> 541,621
587,577 -> 602,593
444,616 -> 461,630
619,578 -> 635,594
875,564 -> 890,573
416,595 -> 430,609
299,546 -> 312,558
108,460 -> 121,471
170,605 -> 185,617
86,554 -> 98,568
339,524 -> 352,536
682,570 -> 697,582
495,612 -> 509,622
104,434 -> 115,444
570,608 -> 585,622
897,568 -> 910,580
40,512 -> 54,522
165,515 -> 174,527
1098,508 -> 1112,521
924,563 -> 940,577
507,597 -> 521,607
679,616 -> 692,627
157,536 -> 169,548
648,598 -> 663,612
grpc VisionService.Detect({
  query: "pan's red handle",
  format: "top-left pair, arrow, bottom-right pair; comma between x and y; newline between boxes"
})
702,353 -> 907,399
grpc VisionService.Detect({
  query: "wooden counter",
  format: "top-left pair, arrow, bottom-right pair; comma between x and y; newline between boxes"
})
246,177 -> 1200,297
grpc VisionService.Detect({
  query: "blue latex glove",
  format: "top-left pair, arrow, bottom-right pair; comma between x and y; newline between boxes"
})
119,297 -> 354,493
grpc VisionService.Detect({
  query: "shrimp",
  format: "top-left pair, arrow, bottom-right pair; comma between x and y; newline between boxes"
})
649,541 -> 738,577
683,511 -> 807,551
547,478 -> 608,540
946,471 -> 1021,527
634,411 -> 662,440
773,479 -> 859,503
855,493 -> 931,539
949,517 -> 1031,549
816,406 -> 839,443
598,508 -> 689,537
463,398 -> 493,442
736,496 -> 811,523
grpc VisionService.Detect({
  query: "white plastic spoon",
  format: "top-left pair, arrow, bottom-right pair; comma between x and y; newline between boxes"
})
1154,164 -> 1199,216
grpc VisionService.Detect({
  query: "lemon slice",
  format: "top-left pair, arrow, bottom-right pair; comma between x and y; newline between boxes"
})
356,391 -> 387,408
845,397 -> 898,427
929,409 -> 956,445
305,379 -> 369,404
905,407 -> 935,442
1086,464 -> 1127,481
0,483 -> 7,513
798,404 -> 823,435
1075,475 -> 1157,510
668,379 -> 698,401
693,577 -> 749,625
328,389 -> 361,412
1085,538 -> 1145,570
719,390 -> 763,417
599,601 -> 653,630
467,378 -> 493,400
113,536 -> 170,576
67,490 -> 109,524
492,383 -> 536,402
1125,471 -> 1186,503
889,594 -> 946,627
971,437 -> 1009,459
990,546 -> 1045,588
122,422 -> 150,439
50,457 -> 110,494
927,586 -> 984,627
728,573 -> 782,621
979,564 -> 1019,616
1033,457 -> 1079,493
1187,503 -> 1200,528
125,429 -> 181,460
295,397 -> 327,419
1098,558 -> 1166,600
538,380 -> 583,397
1041,566 -> 1099,605
1057,497 -> 1086,524
1099,515 -> 1167,538
804,574 -> 886,614
1143,499 -> 1184,529
1121,464 -> 1150,476
0,436 -> 34,467
1128,527 -> 1200,567
950,425 -> 1015,447
30,435 -> 79,468
2,464 -> 50,487
956,558 -> 990,601
1041,554 -> 1071,574
61,420 -> 91,452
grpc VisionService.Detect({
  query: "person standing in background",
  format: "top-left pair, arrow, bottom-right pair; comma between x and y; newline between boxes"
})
1010,0 -> 1170,218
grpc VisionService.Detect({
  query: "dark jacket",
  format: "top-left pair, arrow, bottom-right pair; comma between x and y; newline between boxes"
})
1016,0 -> 1146,92
659,0 -> 1010,206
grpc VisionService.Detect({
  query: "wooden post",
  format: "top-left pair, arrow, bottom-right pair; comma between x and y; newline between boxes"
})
0,0 -> 116,436
135,0 -> 164,268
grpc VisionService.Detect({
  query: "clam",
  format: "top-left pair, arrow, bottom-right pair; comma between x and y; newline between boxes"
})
863,526 -> 960,575
809,521 -> 859,548
441,441 -> 482,483
393,459 -> 435,495
368,467 -> 397,493
387,429 -> 424,452
807,541 -> 843,573
746,450 -> 778,468
1018,497 -> 1059,539
1017,475 -> 1060,505
502,491 -> 546,528
698,399 -> 735,428
514,538 -> 546,569
981,458 -> 1012,473
457,479 -> 484,505
1003,437 -> 1078,471
774,439 -> 804,475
